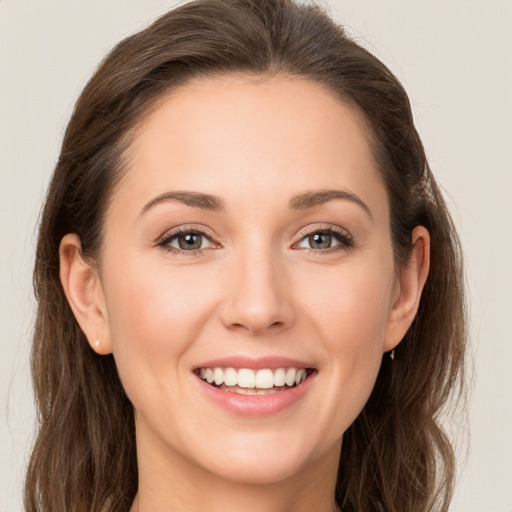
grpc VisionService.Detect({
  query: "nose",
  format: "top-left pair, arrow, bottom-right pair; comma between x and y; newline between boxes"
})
219,247 -> 295,336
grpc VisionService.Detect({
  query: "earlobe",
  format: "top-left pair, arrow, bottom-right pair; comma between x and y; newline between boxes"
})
59,233 -> 112,355
384,226 -> 430,352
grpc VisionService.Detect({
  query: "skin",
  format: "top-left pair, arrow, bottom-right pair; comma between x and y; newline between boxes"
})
60,75 -> 429,512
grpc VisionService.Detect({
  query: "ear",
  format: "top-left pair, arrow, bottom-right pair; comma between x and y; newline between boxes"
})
384,226 -> 430,352
59,233 -> 112,355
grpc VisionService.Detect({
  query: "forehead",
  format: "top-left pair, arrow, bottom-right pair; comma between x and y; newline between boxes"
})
113,74 -> 388,219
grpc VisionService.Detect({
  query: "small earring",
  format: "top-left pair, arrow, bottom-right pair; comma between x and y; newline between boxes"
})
94,340 -> 100,348
390,349 -> 395,360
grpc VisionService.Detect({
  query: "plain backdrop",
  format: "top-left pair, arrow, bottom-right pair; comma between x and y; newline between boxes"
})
1,1 -> 511,511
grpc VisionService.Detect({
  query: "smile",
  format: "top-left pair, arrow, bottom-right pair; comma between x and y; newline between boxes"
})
197,367 -> 310,395
193,357 -> 317,415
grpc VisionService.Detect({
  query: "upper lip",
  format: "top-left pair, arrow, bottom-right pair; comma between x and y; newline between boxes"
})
193,356 -> 316,371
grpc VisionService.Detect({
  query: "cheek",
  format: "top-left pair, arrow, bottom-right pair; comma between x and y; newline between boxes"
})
303,258 -> 394,347
105,259 -> 215,341
297,256 -> 395,422
101,259 -> 219,397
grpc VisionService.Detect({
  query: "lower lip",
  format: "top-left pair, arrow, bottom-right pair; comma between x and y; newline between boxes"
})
195,373 -> 316,416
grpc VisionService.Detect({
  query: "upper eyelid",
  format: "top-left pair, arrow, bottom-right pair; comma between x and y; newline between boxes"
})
158,225 -> 218,244
297,224 -> 351,239
157,224 -> 352,243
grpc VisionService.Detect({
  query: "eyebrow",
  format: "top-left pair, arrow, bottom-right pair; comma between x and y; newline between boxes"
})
289,189 -> 373,220
139,188 -> 372,219
139,191 -> 226,216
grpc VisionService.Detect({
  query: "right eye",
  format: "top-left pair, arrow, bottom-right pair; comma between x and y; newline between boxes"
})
158,229 -> 217,254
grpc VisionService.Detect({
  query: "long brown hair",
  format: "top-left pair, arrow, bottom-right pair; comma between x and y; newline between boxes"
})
25,1 -> 467,511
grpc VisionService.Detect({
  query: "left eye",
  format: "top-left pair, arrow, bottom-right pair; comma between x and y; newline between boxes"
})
297,230 -> 345,250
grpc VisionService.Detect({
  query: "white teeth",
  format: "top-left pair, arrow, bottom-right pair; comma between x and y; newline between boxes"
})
274,368 -> 286,387
255,369 -> 274,389
238,368 -> 256,388
197,366 -> 310,390
214,367 -> 224,386
295,368 -> 307,385
285,368 -> 296,387
224,367 -> 238,387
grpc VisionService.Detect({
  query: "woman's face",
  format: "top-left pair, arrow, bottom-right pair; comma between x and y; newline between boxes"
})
93,76 -> 408,484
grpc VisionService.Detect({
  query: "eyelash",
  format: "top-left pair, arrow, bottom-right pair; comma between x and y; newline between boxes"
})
158,227 -> 219,255
157,226 -> 353,255
295,226 -> 353,253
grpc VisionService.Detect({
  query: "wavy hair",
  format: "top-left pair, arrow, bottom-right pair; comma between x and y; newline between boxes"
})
25,1 -> 467,511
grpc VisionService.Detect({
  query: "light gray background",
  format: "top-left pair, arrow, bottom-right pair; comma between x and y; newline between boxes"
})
1,1 -> 511,511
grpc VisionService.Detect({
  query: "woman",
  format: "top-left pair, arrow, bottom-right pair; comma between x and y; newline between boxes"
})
25,0 -> 467,511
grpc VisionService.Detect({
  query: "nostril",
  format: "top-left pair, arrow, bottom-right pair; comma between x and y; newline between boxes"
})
219,289 -> 295,334
228,319 -> 285,335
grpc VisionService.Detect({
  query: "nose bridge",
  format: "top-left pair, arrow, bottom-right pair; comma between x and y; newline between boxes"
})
220,235 -> 294,334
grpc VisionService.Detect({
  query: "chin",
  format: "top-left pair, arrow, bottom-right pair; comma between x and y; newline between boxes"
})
193,430 -> 327,485
206,455 -> 308,485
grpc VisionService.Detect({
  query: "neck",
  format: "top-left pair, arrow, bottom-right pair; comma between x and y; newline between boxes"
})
132,481 -> 340,512
130,422 -> 341,512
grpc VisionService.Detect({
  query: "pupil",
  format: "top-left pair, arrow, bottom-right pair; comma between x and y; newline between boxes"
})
310,233 -> 331,249
178,233 -> 202,250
